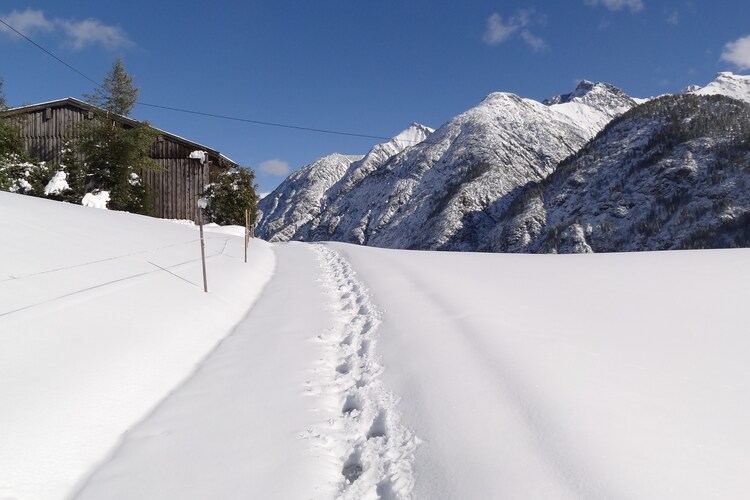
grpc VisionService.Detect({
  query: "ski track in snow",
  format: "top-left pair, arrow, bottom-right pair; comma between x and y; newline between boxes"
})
305,244 -> 419,499
0,236 -> 235,319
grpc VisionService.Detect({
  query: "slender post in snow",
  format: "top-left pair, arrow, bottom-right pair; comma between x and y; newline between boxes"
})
245,208 -> 249,264
197,198 -> 209,293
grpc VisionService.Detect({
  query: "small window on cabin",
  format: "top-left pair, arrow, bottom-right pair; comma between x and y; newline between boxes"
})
86,110 -> 94,120
43,108 -> 52,121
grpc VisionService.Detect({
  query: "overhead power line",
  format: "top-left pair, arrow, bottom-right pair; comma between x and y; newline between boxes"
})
0,17 -> 101,88
136,101 -> 393,141
0,16 -> 406,143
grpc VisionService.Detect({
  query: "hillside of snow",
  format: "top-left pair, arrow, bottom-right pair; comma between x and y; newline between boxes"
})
3,192 -> 750,499
0,191 -> 274,500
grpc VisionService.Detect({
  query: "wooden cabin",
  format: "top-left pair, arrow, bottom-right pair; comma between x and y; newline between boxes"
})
3,97 -> 237,221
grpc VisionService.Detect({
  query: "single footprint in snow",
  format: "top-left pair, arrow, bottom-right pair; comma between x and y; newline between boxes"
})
367,411 -> 387,439
342,451 -> 364,483
342,394 -> 362,415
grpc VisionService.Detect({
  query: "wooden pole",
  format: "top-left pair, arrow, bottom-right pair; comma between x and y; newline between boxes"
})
244,208 -> 249,263
199,210 -> 208,293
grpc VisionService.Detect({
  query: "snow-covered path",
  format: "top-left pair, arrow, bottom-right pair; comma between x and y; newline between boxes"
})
74,243 -> 417,499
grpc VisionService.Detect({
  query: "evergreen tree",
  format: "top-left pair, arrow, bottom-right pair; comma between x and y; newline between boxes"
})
0,77 -> 23,157
1,76 -> 28,170
202,162 -> 259,226
75,59 -> 160,213
0,76 -> 51,194
83,58 -> 138,116
0,77 -> 7,110
0,118 -> 26,161
75,117 -> 159,213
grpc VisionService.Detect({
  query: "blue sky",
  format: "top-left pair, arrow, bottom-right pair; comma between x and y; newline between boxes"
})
2,1 -> 749,192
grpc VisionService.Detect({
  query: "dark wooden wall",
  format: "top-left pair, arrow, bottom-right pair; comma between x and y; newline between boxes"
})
146,138 -> 210,221
11,104 -> 213,222
14,104 -> 88,162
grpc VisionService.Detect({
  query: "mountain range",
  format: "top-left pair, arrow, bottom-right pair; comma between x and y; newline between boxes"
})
257,73 -> 750,253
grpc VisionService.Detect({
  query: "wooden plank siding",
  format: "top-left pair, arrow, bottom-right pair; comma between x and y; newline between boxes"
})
4,98 -> 229,222
12,104 -> 86,163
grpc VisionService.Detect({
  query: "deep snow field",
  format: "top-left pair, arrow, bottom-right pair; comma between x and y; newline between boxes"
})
2,190 -> 750,499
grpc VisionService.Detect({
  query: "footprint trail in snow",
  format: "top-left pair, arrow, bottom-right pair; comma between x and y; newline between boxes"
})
304,244 -> 420,499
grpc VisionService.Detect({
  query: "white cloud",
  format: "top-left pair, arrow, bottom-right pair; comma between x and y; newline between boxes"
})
0,9 -> 53,35
483,13 -> 519,45
259,159 -> 290,177
666,11 -> 680,25
0,8 -> 131,50
721,35 -> 750,70
483,10 -> 547,51
584,0 -> 644,13
521,30 -> 547,52
61,19 -> 132,50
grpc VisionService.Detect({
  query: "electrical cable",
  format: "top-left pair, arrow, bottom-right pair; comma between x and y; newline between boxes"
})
0,17 -> 411,143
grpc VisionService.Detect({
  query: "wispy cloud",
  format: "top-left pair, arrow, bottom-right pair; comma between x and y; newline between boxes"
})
584,0 -> 644,13
721,34 -> 750,70
666,10 -> 679,25
483,13 -> 518,45
483,10 -> 547,52
520,30 -> 547,52
60,19 -> 132,50
0,9 -> 53,34
0,8 -> 132,50
259,159 -> 290,177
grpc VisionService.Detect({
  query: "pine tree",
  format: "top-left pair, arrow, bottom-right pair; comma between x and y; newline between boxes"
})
0,77 -> 7,110
75,60 -> 160,213
202,162 -> 259,226
0,76 -> 28,161
83,58 -> 138,116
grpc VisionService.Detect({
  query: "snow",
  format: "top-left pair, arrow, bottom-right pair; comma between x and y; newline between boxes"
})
331,243 -> 750,499
390,122 -> 434,150
258,83 -> 635,250
688,72 -> 750,103
188,150 -> 208,162
81,190 -> 110,209
43,170 -> 70,195
4,190 -> 750,499
11,177 -> 32,192
0,191 -> 274,500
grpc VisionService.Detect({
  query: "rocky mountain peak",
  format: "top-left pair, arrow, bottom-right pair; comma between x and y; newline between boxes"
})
687,72 -> 750,103
543,80 -> 635,114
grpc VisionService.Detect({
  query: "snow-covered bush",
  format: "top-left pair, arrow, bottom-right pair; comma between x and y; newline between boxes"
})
201,164 -> 258,226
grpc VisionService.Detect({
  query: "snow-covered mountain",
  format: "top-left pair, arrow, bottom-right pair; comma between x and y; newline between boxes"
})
256,124 -> 432,242
543,80 -> 637,137
256,153 -> 362,242
258,81 -> 637,249
258,74 -> 750,253
493,94 -> 750,252
687,72 -> 750,103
